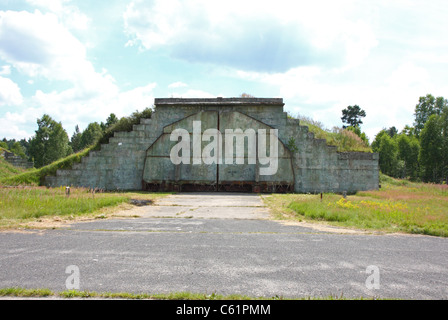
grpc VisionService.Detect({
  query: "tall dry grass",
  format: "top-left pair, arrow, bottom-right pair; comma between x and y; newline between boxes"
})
0,186 -> 128,221
265,177 -> 448,237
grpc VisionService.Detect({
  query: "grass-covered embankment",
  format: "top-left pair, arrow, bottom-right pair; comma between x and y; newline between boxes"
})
296,116 -> 372,153
0,148 -> 90,186
0,155 -> 26,179
264,175 -> 448,237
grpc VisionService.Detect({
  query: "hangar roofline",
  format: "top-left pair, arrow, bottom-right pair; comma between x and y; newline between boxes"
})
154,97 -> 284,106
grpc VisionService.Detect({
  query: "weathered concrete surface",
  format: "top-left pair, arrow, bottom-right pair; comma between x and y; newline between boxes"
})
126,192 -> 271,220
45,98 -> 379,194
143,109 -> 294,192
1,150 -> 34,169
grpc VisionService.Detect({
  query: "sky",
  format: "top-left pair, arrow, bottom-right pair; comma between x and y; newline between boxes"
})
0,0 -> 447,142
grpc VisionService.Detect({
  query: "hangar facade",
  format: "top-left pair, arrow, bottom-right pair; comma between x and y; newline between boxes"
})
46,98 -> 379,193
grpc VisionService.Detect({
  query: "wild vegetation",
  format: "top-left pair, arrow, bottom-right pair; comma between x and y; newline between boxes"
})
0,287 -> 380,300
0,154 -> 25,179
293,114 -> 372,153
0,148 -> 91,186
0,186 -> 170,229
372,94 -> 448,183
2,94 -> 446,183
264,174 -> 448,237
1,107 -> 153,170
0,107 -> 153,186
1,95 -> 447,237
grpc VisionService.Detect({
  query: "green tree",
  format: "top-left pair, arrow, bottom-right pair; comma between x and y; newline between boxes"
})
401,125 -> 416,137
94,107 -> 153,150
414,94 -> 448,136
80,122 -> 103,149
9,141 -> 27,159
70,125 -> 83,153
100,113 -> 119,131
386,126 -> 398,138
378,134 -> 399,177
419,114 -> 443,182
396,134 -> 420,179
106,113 -> 118,128
341,105 -> 366,128
371,129 -> 388,153
440,106 -> 448,182
28,114 -> 71,168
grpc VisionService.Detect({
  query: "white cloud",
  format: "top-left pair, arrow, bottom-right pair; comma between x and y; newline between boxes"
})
25,0 -> 90,30
26,0 -> 67,11
0,118 -> 29,140
386,62 -> 430,90
0,82 -> 157,139
168,89 -> 216,99
231,56 -> 444,141
168,81 -> 188,88
123,0 -> 378,73
0,65 -> 10,75
0,10 -> 88,81
0,9 -> 156,138
0,76 -> 23,106
29,82 -> 156,132
208,0 -> 448,141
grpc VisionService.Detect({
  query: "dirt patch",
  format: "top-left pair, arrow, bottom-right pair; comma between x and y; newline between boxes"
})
275,219 -> 375,235
129,199 -> 153,206
0,202 -> 150,232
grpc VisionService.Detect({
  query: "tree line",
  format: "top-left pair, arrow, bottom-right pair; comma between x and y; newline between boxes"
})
2,94 -> 447,184
371,94 -> 448,183
304,94 -> 448,184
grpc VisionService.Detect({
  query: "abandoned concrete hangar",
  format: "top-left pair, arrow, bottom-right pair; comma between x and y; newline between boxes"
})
46,98 -> 379,193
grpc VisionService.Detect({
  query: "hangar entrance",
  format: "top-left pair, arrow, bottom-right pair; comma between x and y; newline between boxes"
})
142,111 -> 294,193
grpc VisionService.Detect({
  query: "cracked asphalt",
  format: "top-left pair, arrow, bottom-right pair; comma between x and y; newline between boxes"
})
1,193 -> 447,299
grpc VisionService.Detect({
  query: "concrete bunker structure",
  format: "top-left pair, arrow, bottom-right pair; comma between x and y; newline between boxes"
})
46,98 -> 379,194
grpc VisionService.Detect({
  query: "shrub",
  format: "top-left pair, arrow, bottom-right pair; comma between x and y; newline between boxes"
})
296,115 -> 372,153
92,108 -> 153,151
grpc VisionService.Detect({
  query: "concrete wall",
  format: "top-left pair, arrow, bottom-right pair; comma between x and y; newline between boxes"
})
1,150 -> 34,169
45,98 -> 379,193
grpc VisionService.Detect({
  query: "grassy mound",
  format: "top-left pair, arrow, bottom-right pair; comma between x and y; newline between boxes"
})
0,148 -> 90,186
92,108 -> 153,151
0,155 -> 26,179
297,116 -> 372,153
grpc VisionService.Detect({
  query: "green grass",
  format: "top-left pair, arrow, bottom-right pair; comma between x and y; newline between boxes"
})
0,287 -> 54,297
298,117 -> 372,153
0,186 -> 128,220
0,287 -> 383,300
0,156 -> 26,179
0,287 -> 267,300
0,148 -> 91,186
264,175 -> 448,237
0,186 -> 171,229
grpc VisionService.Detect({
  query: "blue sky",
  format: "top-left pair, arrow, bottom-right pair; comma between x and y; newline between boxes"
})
0,0 -> 447,142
